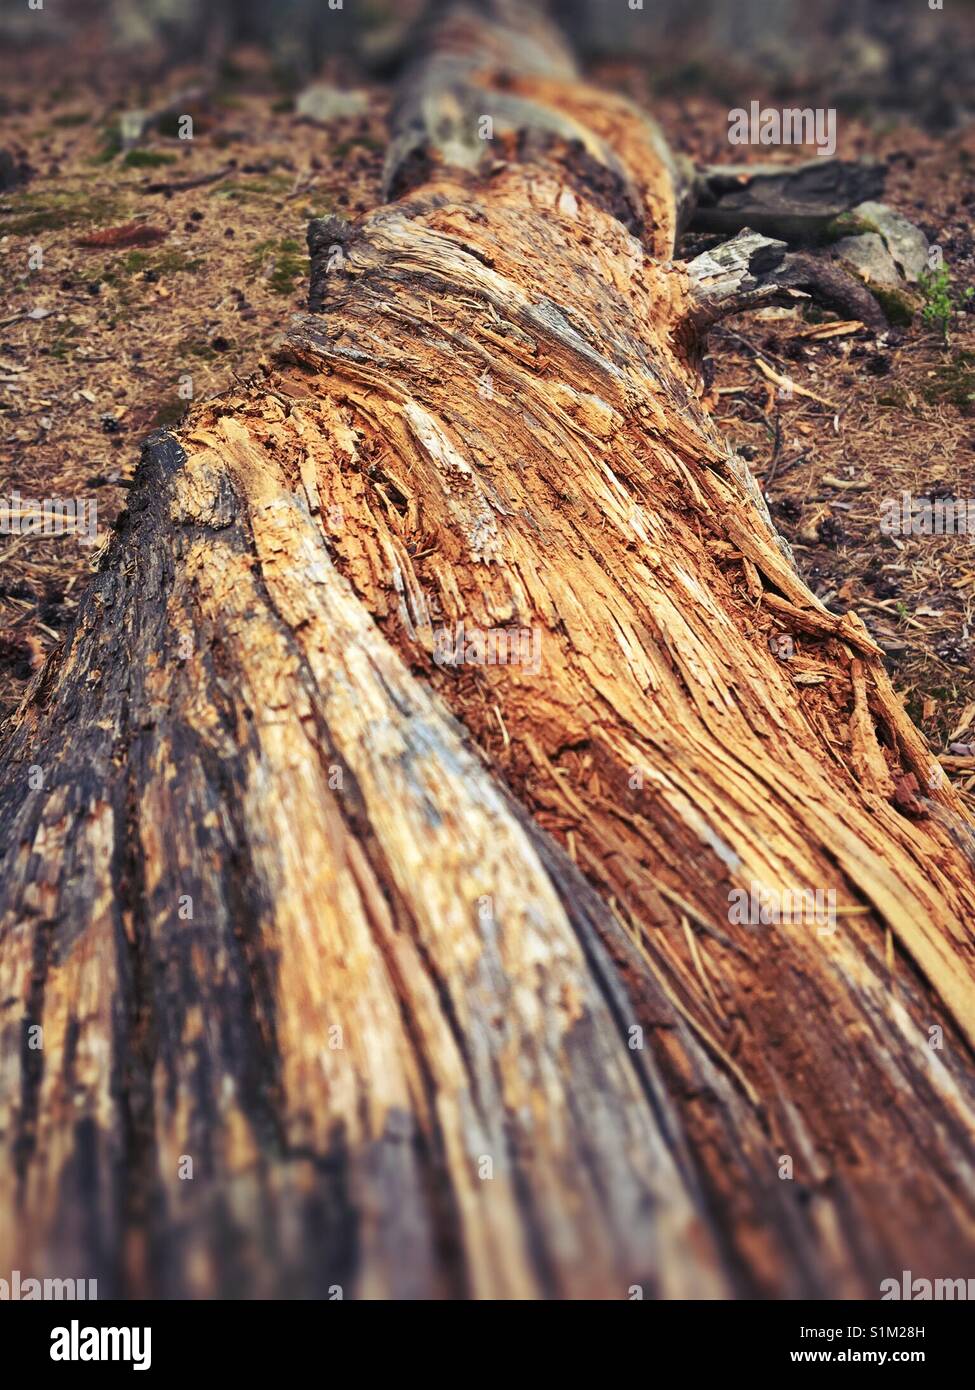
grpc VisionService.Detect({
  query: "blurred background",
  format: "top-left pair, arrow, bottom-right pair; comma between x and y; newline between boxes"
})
1,0 -> 974,127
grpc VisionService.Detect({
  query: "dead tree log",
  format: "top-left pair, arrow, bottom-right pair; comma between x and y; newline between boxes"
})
684,227 -> 888,332
2,1 -> 974,1300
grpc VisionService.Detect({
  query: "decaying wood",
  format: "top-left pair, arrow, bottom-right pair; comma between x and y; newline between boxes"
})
686,228 -> 888,332
690,158 -> 886,240
1,2 -> 974,1300
686,228 -> 798,323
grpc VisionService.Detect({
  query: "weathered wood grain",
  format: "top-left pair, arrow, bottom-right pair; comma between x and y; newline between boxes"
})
685,227 -> 887,331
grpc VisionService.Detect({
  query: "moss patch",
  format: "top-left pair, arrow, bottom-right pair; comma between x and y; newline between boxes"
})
869,284 -> 917,327
175,336 -> 218,361
330,135 -> 383,158
89,125 -> 123,165
209,174 -> 292,203
876,384 -> 912,408
101,248 -> 205,284
45,321 -> 86,362
248,237 -> 306,295
821,211 -> 882,244
122,149 -> 178,169
0,188 -> 124,235
150,397 -> 189,429
301,199 -> 336,221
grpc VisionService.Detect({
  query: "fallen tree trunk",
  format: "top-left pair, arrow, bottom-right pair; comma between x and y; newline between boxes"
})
2,1 -> 974,1300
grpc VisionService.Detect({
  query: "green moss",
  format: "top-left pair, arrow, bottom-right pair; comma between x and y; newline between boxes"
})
821,211 -> 881,244
301,199 -> 335,220
869,284 -> 917,327
0,188 -> 124,235
122,149 -> 177,169
919,266 -> 973,345
269,255 -> 304,294
271,63 -> 301,94
156,112 -> 186,139
876,385 -> 911,408
331,135 -> 382,158
922,350 -> 975,409
118,251 -> 151,274
248,237 -> 306,295
113,248 -> 204,278
651,60 -> 738,104
209,173 -> 292,203
247,237 -> 277,264
52,112 -> 90,129
47,322 -> 85,361
155,249 -> 204,274
89,124 -> 123,165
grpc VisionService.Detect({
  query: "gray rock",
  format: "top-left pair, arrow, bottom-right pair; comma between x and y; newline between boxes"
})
295,84 -> 368,124
832,232 -> 904,288
852,201 -> 929,283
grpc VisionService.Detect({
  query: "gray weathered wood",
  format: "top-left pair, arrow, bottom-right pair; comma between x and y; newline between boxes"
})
691,159 -> 886,240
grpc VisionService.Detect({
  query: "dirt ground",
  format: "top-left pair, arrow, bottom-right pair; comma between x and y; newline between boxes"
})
2,29 -> 974,804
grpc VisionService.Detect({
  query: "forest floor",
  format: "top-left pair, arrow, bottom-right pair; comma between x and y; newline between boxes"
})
638,66 -> 975,804
1,33 -> 973,800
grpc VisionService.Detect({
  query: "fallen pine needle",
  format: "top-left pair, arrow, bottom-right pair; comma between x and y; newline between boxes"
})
754,357 -> 837,409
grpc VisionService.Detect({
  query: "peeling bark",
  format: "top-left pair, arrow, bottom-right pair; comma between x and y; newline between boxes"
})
686,228 -> 888,332
1,3 -> 974,1300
